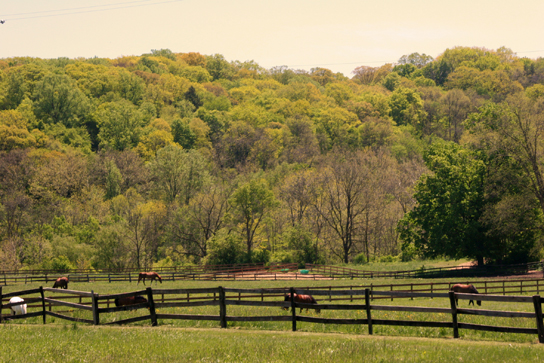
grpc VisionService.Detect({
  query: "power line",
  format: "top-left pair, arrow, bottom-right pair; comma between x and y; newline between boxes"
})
2,0 -> 154,17
3,0 -> 185,21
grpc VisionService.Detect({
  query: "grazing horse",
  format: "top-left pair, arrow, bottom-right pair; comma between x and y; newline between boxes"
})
283,293 -> 320,313
114,295 -> 148,307
9,297 -> 27,315
450,284 -> 481,306
137,272 -> 162,285
53,276 -> 69,289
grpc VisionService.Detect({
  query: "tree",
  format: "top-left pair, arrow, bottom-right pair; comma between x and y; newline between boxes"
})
439,89 -> 472,142
104,159 -> 123,200
229,179 -> 278,258
169,182 -> 232,261
148,145 -> 209,204
389,87 -> 427,129
172,118 -> 196,149
397,53 -> 434,68
94,100 -> 147,151
313,150 -> 382,263
466,94 -> 544,218
398,142 -> 489,265
32,73 -> 91,128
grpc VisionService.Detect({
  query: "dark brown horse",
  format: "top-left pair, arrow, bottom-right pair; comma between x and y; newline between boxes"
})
283,293 -> 320,313
53,276 -> 69,289
137,272 -> 162,285
450,284 -> 481,306
114,295 -> 148,307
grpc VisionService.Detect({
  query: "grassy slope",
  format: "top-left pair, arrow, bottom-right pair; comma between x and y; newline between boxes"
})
0,324 -> 543,363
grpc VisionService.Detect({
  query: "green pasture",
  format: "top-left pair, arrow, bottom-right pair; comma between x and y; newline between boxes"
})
2,277 -> 544,345
0,325 -> 543,363
338,258 -> 472,272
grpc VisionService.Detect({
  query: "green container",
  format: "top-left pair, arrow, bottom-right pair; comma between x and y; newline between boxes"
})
280,268 -> 289,273
300,269 -> 309,274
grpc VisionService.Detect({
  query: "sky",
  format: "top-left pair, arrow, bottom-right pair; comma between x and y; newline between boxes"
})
1,0 -> 544,77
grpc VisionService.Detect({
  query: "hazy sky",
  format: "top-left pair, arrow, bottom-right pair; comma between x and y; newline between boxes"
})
1,0 -> 543,76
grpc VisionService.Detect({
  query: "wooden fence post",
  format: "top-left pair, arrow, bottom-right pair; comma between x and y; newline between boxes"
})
0,286 -> 3,323
91,290 -> 99,325
146,287 -> 157,326
290,287 -> 296,332
448,291 -> 459,339
532,295 -> 544,343
39,286 -> 46,324
219,286 -> 227,328
365,288 -> 373,335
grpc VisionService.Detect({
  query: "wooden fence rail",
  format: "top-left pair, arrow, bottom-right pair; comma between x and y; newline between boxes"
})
1,285 -> 544,343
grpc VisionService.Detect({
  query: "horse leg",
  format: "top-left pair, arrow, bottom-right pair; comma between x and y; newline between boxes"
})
469,300 -> 474,306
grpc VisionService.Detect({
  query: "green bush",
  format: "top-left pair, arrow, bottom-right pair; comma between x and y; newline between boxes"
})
270,251 -> 295,264
49,255 -> 75,272
352,253 -> 367,265
379,255 -> 398,263
400,243 -> 418,262
203,232 -> 246,265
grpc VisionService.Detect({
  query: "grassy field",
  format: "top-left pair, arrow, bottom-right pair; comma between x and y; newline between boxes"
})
1,324 -> 544,363
2,276 -> 543,346
343,258 -> 472,272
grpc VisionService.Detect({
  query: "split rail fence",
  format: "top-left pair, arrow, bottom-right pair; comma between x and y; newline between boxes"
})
1,284 -> 544,343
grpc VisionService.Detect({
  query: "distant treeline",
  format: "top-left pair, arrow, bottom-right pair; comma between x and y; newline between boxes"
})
1,46 -> 544,270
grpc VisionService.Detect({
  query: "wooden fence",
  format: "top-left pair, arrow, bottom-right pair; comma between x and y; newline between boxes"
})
1,284 -> 543,343
0,263 -> 300,286
0,262 -> 291,276
306,261 -> 543,279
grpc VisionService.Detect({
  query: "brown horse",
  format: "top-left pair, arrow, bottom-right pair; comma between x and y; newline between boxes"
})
53,276 -> 69,289
283,293 -> 320,313
450,284 -> 481,306
114,295 -> 148,307
137,271 -> 162,285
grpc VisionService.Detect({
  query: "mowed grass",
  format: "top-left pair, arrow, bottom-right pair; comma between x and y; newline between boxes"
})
2,277 -> 543,344
0,324 -> 543,363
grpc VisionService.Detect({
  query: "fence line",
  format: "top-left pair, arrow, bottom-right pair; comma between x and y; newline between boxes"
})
1,261 -> 542,286
0,262 -> 297,277
306,261 -> 543,279
1,285 -> 544,343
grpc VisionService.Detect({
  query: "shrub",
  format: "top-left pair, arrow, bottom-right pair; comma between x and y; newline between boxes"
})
203,232 -> 246,265
49,255 -> 75,272
400,243 -> 418,262
352,253 -> 367,265
378,255 -> 398,263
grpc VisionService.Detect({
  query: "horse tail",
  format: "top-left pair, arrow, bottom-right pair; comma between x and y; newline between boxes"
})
114,298 -> 120,307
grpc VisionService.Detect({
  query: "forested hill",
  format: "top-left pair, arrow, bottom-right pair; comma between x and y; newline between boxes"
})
1,46 -> 544,271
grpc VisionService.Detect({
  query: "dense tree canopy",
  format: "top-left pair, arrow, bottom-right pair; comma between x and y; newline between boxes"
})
0,46 -> 543,270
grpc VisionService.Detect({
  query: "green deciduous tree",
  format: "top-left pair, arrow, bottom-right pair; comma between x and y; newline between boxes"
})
32,74 -> 91,128
398,142 -> 489,265
228,179 -> 278,258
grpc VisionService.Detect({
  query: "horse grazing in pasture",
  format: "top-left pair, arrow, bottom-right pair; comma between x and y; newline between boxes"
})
283,293 -> 320,313
450,284 -> 481,306
9,297 -> 27,315
114,295 -> 148,307
53,276 -> 69,289
137,272 -> 162,285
